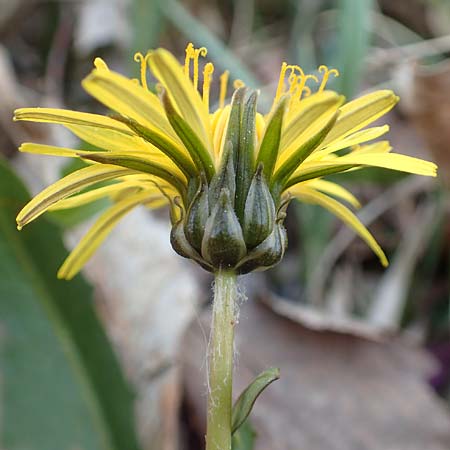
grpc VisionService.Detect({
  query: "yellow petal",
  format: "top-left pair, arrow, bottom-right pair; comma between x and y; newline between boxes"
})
20,143 -> 87,157
280,91 -> 343,153
82,68 -> 178,141
293,186 -> 388,266
255,112 -> 266,144
65,124 -> 151,153
338,152 -> 437,177
49,180 -> 158,210
79,151 -> 187,193
212,105 -> 231,161
149,49 -> 211,151
353,141 -> 392,154
287,150 -> 437,187
322,90 -> 399,145
16,164 -> 137,229
14,107 -> 132,132
20,143 -> 184,179
14,107 -> 161,153
315,125 -> 389,158
287,160 -> 355,186
57,190 -> 167,280
277,109 -> 339,170
291,179 -> 361,208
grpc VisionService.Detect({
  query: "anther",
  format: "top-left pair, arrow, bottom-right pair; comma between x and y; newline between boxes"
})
219,70 -> 229,109
202,62 -> 214,110
233,79 -> 245,89
134,52 -> 151,90
318,65 -> 339,92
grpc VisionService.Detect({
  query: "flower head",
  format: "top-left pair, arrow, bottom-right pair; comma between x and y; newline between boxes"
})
14,43 -> 437,279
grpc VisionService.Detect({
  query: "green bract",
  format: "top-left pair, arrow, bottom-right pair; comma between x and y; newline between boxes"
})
170,89 -> 288,274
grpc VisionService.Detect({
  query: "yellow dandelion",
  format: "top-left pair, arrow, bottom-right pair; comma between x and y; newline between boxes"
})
14,43 -> 437,279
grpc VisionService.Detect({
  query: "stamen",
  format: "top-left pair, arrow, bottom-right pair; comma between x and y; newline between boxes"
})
184,42 -> 194,77
193,47 -> 208,90
295,74 -> 318,101
94,57 -> 109,71
202,62 -> 214,110
302,86 -> 312,97
318,65 -> 339,92
219,70 -> 229,109
233,79 -> 245,89
288,71 -> 303,95
274,62 -> 288,102
134,52 -> 151,90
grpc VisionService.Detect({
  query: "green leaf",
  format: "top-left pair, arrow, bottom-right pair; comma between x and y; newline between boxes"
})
231,367 -> 280,435
0,158 -> 141,450
232,420 -> 256,450
131,0 -> 165,67
335,0 -> 373,98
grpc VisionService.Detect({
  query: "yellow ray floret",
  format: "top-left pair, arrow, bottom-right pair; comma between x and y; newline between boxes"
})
16,165 -> 138,229
82,68 -> 178,141
296,179 -> 361,209
58,190 -> 167,280
48,180 -> 164,210
292,186 -> 388,267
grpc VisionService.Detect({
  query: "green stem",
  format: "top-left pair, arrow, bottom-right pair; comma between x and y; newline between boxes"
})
206,270 -> 237,450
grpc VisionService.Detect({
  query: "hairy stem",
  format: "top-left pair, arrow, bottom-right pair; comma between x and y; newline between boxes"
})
206,270 -> 237,450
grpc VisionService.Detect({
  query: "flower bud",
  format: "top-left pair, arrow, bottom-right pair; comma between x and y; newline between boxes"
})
168,89 -> 293,274
243,163 -> 275,249
184,176 -> 209,252
171,219 -> 198,261
171,219 -> 213,272
201,187 -> 247,269
236,221 -> 287,274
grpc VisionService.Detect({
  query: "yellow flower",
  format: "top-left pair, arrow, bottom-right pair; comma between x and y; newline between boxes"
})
14,43 -> 437,279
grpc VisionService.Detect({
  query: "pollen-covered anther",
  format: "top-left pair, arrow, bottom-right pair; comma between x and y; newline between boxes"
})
134,51 -> 151,91
318,65 -> 340,92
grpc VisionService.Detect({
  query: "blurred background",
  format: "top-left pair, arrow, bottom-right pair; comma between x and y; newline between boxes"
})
0,0 -> 450,449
